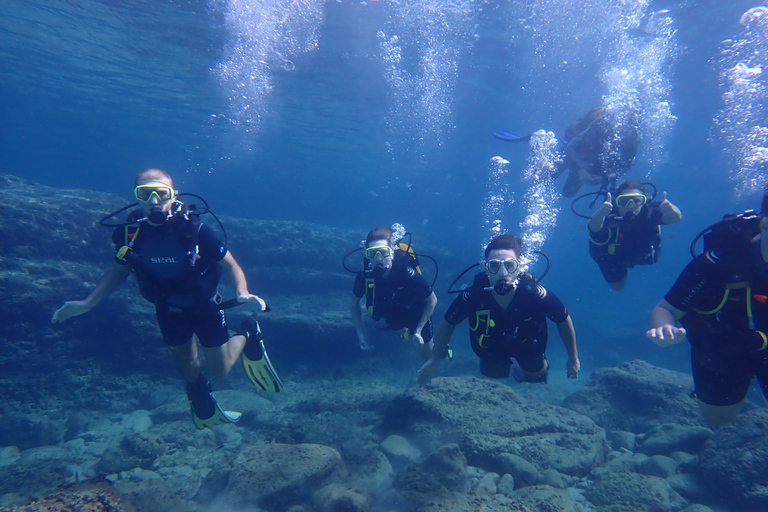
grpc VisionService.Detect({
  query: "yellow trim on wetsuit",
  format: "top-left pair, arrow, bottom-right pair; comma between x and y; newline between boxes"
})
365,277 -> 376,317
469,310 -> 495,348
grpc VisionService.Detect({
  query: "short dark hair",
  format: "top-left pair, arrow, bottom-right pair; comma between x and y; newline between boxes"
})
366,227 -> 394,247
615,179 -> 647,197
484,234 -> 522,260
134,168 -> 173,187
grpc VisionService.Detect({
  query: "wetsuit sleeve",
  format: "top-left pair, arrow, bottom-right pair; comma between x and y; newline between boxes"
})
538,285 -> 569,323
663,257 -> 717,312
197,223 -> 227,263
444,292 -> 473,325
353,273 -> 365,298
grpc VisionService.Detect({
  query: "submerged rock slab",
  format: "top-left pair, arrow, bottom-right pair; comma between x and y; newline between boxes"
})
561,359 -> 703,433
380,376 -> 606,478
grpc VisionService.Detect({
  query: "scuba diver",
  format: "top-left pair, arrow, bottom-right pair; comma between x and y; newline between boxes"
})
418,234 -> 579,385
647,190 -> 768,427
348,226 -> 438,361
52,168 -> 282,430
588,179 -> 682,291
495,107 -> 639,197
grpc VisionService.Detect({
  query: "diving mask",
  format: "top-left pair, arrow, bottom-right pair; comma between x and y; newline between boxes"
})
365,245 -> 393,260
615,193 -> 647,208
134,184 -> 175,203
485,258 -> 519,275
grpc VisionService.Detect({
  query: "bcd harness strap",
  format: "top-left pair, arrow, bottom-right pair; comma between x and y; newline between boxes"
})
692,281 -> 768,351
116,223 -> 141,262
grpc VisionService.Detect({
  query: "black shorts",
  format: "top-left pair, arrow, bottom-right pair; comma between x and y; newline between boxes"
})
595,260 -> 629,284
155,301 -> 229,348
691,344 -> 768,406
477,342 -> 548,379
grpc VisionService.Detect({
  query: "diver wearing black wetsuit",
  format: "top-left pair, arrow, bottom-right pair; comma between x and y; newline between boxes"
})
444,272 -> 567,380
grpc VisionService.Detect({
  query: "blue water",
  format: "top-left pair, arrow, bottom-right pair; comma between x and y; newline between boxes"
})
2,0 -> 767,377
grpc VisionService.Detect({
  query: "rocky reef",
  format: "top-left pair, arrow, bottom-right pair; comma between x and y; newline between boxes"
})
1,175 -> 767,512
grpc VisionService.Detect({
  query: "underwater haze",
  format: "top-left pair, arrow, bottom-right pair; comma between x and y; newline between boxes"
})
2,0 -> 768,511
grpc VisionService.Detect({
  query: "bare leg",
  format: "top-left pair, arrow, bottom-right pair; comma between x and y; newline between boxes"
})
169,336 -> 201,382
698,400 -> 745,428
608,276 -> 628,291
203,334 -> 247,378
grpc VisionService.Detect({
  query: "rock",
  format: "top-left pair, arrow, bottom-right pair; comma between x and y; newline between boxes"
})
679,505 -> 713,512
638,455 -> 678,478
511,484 -> 580,512
538,468 -> 571,489
0,413 -> 65,450
198,443 -> 345,510
0,446 -> 21,468
475,472 -> 500,495
591,451 -> 646,476
379,434 -> 421,468
562,360 -> 704,432
496,473 -> 515,496
636,423 -> 713,456
347,450 -> 393,495
393,443 -> 468,495
0,484 -> 133,511
667,473 -> 709,503
497,453 -> 538,489
606,430 -> 636,452
121,410 -> 152,433
312,483 -> 371,512
694,409 -> 768,511
586,471 -> 689,512
380,376 -> 606,478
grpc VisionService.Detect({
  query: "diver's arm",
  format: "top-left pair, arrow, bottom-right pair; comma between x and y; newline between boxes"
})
646,299 -> 687,347
218,252 -> 266,310
350,294 -> 372,350
414,292 -> 438,335
588,192 -> 613,232
556,315 -> 579,379
658,191 -> 682,225
417,319 -> 456,384
51,262 -> 131,323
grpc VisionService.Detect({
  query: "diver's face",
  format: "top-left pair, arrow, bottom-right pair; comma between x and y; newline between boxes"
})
135,176 -> 175,220
615,187 -> 645,217
367,239 -> 394,275
485,248 -> 520,287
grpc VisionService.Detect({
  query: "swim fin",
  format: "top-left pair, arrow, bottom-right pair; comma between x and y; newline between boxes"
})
493,129 -> 532,142
186,374 -> 242,430
241,319 -> 284,393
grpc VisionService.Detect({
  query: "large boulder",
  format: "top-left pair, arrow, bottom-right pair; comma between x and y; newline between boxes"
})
694,409 -> 768,511
196,442 -> 346,510
380,376 -> 606,479
562,360 -> 704,433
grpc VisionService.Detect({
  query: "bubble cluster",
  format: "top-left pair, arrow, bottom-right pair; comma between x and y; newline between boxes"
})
519,130 -> 561,268
212,0 -> 325,131
523,1 -> 677,174
377,0 -> 477,151
714,6 -> 768,197
481,156 -> 513,250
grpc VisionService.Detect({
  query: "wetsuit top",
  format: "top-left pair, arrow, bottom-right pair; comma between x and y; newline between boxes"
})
444,273 -> 568,359
589,202 -> 664,267
112,209 -> 227,307
664,242 -> 768,350
353,264 -> 432,332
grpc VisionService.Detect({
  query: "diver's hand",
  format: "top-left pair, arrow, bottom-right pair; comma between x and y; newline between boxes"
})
658,191 -> 673,214
566,357 -> 580,379
417,358 -> 438,385
412,332 -> 425,345
238,292 -> 267,312
358,335 -> 374,351
51,301 -> 92,323
594,192 -> 613,217
646,325 -> 687,347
